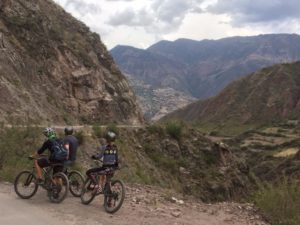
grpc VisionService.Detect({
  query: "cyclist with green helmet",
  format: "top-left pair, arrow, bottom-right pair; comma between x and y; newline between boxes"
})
34,127 -> 66,183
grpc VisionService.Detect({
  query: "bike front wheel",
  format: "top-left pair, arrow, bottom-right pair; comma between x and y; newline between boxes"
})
104,179 -> 125,214
14,170 -> 39,199
80,177 -> 96,205
48,172 -> 69,203
68,171 -> 84,197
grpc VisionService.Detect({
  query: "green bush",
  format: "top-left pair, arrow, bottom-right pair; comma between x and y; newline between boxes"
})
144,144 -> 179,174
165,120 -> 184,140
74,130 -> 85,145
209,131 -> 219,136
253,179 -> 300,225
106,123 -> 119,135
0,127 -> 41,181
146,124 -> 165,136
92,125 -> 103,138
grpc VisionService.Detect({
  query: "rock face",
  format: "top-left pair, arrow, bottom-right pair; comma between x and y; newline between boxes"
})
0,0 -> 143,125
162,61 -> 300,126
111,34 -> 300,120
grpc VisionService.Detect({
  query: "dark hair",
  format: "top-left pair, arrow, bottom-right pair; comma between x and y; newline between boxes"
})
64,127 -> 73,135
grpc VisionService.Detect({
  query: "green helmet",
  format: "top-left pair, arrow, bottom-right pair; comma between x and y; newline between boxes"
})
43,127 -> 56,139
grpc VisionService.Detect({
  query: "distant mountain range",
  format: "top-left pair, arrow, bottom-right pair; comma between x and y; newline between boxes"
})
111,34 -> 300,120
161,61 -> 300,127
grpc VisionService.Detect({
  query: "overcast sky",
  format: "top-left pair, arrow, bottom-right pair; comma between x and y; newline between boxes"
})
53,0 -> 300,49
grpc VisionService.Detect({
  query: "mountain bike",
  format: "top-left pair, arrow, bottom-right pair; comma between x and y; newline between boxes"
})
64,166 -> 84,197
14,156 -> 69,203
80,161 -> 125,214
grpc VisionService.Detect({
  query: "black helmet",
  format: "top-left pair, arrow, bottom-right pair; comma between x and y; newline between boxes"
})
105,131 -> 116,142
64,126 -> 73,135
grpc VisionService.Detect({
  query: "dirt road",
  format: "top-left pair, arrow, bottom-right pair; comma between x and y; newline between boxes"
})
0,182 -> 269,225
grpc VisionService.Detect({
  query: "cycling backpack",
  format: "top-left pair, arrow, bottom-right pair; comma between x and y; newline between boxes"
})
50,139 -> 68,161
103,144 -> 118,166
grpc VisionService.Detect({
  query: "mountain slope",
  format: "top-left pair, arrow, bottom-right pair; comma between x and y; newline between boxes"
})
111,34 -> 300,120
162,61 -> 300,126
149,35 -> 300,98
0,0 -> 143,125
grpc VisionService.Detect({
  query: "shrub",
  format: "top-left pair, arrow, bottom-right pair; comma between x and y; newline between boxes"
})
253,179 -> 300,225
106,123 -> 119,135
146,124 -> 165,136
165,120 -> 184,140
74,130 -> 85,145
0,127 -> 41,181
92,125 -> 103,138
209,131 -> 219,136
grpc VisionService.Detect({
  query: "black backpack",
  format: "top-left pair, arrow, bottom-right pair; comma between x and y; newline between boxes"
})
103,144 -> 118,166
50,139 -> 68,161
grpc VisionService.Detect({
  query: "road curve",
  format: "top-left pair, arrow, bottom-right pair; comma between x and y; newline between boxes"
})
3,124 -> 143,129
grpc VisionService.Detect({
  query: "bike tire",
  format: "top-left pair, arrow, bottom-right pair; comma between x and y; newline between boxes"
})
104,179 -> 125,214
14,170 -> 38,199
48,172 -> 69,203
80,177 -> 96,205
68,171 -> 84,197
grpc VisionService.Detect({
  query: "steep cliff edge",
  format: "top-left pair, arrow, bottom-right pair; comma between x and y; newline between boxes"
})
0,0 -> 143,125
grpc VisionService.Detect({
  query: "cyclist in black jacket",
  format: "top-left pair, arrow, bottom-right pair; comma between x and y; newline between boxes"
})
34,127 -> 64,183
86,131 -> 119,193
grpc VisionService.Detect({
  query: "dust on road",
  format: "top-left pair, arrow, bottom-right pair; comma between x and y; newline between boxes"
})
0,182 -> 269,225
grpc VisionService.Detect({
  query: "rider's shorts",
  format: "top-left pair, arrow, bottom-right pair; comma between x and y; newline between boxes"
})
37,158 -> 64,174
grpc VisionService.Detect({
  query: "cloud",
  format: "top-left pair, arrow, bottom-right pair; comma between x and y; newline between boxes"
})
107,0 -> 205,33
207,0 -> 300,26
52,0 -> 300,49
62,0 -> 101,16
108,8 -> 153,26
105,0 -> 135,1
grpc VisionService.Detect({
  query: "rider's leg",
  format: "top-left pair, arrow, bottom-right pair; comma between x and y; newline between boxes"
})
35,159 -> 43,179
35,158 -> 50,180
52,165 -> 64,186
100,175 -> 106,190
86,167 -> 103,183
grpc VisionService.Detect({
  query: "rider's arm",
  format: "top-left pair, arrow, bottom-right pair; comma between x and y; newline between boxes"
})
93,146 -> 104,159
64,142 -> 70,160
37,140 -> 50,155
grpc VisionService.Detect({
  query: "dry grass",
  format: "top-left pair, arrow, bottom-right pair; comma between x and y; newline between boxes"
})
274,148 -> 299,158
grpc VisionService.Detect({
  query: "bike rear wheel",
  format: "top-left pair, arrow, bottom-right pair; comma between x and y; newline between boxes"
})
80,177 -> 96,205
68,171 -> 84,197
104,179 -> 125,214
14,170 -> 38,199
48,172 -> 69,203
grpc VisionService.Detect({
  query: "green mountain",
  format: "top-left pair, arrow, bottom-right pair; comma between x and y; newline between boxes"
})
162,61 -> 300,127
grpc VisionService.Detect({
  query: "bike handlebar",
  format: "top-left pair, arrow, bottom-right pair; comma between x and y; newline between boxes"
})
28,154 -> 48,160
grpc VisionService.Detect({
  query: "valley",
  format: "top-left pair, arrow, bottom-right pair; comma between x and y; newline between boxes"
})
0,0 -> 300,225
111,35 -> 300,120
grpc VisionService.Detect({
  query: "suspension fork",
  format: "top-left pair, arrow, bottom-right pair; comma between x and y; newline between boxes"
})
24,166 -> 36,186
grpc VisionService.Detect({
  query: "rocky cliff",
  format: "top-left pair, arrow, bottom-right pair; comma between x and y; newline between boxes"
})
0,0 -> 143,125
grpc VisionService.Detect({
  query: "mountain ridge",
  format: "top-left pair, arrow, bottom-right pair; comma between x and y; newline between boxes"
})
111,33 -> 300,120
161,61 -> 300,127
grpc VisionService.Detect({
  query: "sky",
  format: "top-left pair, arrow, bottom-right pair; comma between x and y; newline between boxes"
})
53,0 -> 300,50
